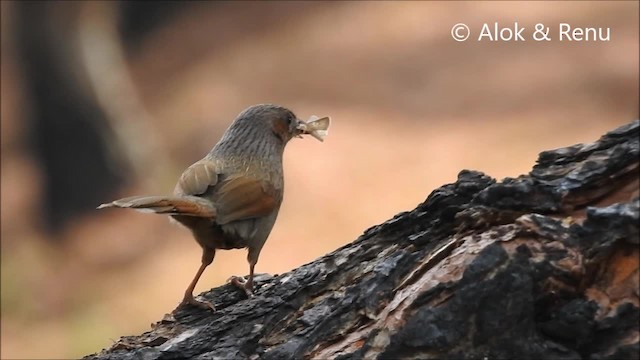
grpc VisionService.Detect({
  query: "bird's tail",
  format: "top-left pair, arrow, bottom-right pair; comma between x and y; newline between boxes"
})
97,195 -> 216,217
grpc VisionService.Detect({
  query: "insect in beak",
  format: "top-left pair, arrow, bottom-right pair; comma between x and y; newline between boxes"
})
296,116 -> 331,142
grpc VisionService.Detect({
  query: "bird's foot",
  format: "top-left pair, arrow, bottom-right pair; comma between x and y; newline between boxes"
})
177,294 -> 216,312
228,276 -> 254,298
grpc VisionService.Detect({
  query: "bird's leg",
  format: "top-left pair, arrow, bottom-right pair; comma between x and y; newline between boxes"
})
178,248 -> 216,311
229,252 -> 257,298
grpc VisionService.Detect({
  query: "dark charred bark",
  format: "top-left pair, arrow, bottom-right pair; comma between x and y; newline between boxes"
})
85,120 -> 639,360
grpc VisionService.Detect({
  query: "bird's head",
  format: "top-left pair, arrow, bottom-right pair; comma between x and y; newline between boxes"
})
231,104 -> 329,145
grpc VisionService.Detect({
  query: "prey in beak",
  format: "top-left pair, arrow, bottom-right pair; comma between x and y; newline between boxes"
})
296,115 -> 331,141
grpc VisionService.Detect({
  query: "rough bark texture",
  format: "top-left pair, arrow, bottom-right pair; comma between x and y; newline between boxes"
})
86,120 -> 639,360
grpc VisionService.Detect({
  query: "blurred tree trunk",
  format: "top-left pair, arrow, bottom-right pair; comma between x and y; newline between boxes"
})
15,1 -> 125,234
13,1 -> 173,235
85,120 -> 639,360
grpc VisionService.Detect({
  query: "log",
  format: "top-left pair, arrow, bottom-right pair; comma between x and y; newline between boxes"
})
85,120 -> 639,360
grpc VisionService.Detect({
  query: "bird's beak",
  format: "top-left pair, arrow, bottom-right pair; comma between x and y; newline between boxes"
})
295,116 -> 330,142
295,120 -> 307,138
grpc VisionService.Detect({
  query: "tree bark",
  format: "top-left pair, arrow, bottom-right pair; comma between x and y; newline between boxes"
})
85,120 -> 639,360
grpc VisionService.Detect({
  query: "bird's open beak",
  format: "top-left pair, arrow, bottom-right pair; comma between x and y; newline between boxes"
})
295,116 -> 331,142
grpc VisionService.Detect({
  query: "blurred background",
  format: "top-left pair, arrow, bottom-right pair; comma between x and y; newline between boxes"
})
1,1 -> 638,358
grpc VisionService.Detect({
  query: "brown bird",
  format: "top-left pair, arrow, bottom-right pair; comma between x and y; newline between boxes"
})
98,104 -> 329,311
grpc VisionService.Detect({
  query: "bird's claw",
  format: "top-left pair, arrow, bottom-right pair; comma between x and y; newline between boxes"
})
228,276 -> 254,298
177,295 -> 216,312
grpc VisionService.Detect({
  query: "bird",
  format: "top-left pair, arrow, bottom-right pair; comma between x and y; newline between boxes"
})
98,104 -> 329,311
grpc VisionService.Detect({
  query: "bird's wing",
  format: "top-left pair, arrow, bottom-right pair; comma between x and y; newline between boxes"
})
213,176 -> 279,225
174,159 -> 278,224
174,159 -> 219,196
